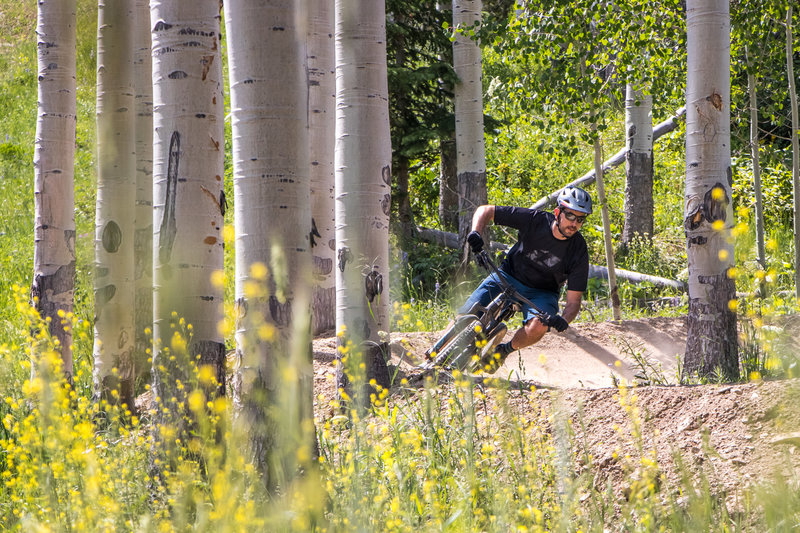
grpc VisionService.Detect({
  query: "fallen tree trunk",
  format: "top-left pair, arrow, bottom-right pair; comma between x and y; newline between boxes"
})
415,227 -> 686,290
530,107 -> 686,211
588,264 -> 685,290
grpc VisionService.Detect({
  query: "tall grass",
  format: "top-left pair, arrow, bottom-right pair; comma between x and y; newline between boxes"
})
2,292 -> 799,530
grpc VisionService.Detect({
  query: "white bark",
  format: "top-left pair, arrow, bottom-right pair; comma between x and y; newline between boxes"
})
622,85 -> 654,244
151,0 -> 226,399
308,0 -> 336,335
225,0 -> 312,487
786,6 -> 800,298
452,0 -> 487,252
134,0 -> 153,377
32,0 -> 77,380
334,0 -> 392,390
94,0 -> 136,404
684,0 -> 737,379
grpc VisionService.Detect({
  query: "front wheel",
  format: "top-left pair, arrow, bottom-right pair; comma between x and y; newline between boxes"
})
429,318 -> 482,371
471,323 -> 509,374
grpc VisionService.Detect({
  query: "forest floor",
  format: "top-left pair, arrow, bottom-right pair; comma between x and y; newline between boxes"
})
312,317 -> 800,509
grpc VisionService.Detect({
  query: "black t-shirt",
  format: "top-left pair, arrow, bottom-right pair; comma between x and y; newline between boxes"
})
494,206 -> 590,293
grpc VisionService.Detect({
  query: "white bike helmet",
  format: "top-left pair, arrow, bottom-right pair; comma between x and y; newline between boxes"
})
557,186 -> 593,215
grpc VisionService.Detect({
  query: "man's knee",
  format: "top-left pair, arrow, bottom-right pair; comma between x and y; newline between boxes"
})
524,316 -> 548,336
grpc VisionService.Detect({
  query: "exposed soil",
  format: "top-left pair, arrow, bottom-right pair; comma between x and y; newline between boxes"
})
313,317 -> 800,507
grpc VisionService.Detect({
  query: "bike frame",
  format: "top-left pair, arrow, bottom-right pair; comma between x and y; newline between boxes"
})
424,250 -> 548,372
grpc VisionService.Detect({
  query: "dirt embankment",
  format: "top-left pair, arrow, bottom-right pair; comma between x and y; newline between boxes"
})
313,317 -> 800,504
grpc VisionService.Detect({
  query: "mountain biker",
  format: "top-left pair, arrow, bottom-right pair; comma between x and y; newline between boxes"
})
461,186 -> 592,367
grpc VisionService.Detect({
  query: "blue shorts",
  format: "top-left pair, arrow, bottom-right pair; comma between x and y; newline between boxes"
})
458,270 -> 559,324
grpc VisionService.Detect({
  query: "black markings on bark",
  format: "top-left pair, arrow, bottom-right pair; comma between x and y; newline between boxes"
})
381,194 -> 391,217
196,113 -> 206,118
688,236 -> 707,246
381,165 -> 391,185
313,256 -> 333,276
726,166 -> 733,186
94,284 -> 116,321
310,218 -> 321,247
365,267 -> 383,302
707,92 -> 723,111
201,55 -> 214,81
179,27 -> 214,37
193,340 -> 227,396
102,220 -> 122,253
219,190 -> 227,216
153,21 -> 173,32
684,272 -> 738,381
168,71 -> 188,79
153,47 -> 175,56
243,79 -> 255,84
269,296 -> 292,327
30,261 -> 76,364
338,247 -> 352,272
159,131 -> 180,265
272,26 -> 286,31
702,182 -> 728,223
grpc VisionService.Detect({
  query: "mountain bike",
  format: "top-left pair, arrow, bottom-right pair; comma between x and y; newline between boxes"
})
422,250 -> 549,375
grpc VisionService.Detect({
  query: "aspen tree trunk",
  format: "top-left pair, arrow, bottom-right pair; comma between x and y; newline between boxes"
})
622,85 -> 654,246
225,0 -> 312,491
437,1 -> 458,233
787,6 -> 800,298
151,0 -> 226,413
746,49 -> 766,272
133,0 -> 153,382
94,0 -> 136,408
334,0 -> 392,397
308,0 -> 337,336
684,0 -> 738,380
439,137 -> 459,231
32,0 -> 77,382
453,0 -> 487,259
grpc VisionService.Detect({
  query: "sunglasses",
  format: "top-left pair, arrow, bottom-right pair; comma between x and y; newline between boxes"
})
560,210 -> 587,224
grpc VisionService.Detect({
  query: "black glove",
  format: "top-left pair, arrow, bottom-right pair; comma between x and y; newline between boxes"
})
467,231 -> 484,254
544,314 -> 569,332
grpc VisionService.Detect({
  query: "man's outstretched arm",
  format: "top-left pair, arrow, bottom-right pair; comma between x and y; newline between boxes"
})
562,290 -> 583,324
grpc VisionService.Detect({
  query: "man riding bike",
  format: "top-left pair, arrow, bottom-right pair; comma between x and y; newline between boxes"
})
460,186 -> 592,368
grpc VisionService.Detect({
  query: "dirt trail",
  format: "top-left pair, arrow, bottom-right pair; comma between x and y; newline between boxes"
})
312,317 -> 800,507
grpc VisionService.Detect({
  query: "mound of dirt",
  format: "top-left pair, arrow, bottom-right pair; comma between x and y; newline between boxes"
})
313,317 -> 800,505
